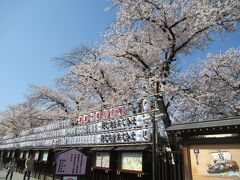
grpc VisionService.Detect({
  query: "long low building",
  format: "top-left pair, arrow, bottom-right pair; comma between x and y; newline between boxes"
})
0,106 -> 162,180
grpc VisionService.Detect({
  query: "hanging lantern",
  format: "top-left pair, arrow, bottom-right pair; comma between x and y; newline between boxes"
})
96,134 -> 101,143
143,128 -> 151,141
76,116 -> 82,124
88,113 -> 94,122
118,105 -> 124,117
95,111 -> 101,120
109,107 -> 115,118
136,115 -> 144,127
101,109 -> 109,119
136,130 -> 143,142
83,115 -> 89,123
143,96 -> 156,112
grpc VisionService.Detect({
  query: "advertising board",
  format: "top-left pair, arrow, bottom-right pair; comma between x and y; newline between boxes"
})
121,152 -> 142,172
190,144 -> 240,180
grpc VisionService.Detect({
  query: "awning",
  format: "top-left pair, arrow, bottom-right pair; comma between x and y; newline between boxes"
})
114,145 -> 149,151
90,147 -> 115,151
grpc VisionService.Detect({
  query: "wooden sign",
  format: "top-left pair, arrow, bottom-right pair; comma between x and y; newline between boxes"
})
55,148 -> 87,175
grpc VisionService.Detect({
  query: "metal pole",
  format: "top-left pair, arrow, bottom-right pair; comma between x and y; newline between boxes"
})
151,113 -> 156,180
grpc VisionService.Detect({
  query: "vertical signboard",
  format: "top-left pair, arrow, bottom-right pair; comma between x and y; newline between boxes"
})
55,148 -> 87,175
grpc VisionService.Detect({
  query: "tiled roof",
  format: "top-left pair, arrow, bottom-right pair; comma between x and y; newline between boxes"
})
166,117 -> 240,132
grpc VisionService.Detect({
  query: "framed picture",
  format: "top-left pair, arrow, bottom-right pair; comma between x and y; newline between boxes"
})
121,152 -> 142,172
190,144 -> 240,178
95,152 -> 110,168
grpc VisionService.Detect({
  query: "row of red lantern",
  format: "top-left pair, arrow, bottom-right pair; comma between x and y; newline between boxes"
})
74,106 -> 124,125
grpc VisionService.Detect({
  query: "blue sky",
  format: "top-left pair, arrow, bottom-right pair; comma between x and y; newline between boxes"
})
0,0 -> 239,112
0,0 -> 115,111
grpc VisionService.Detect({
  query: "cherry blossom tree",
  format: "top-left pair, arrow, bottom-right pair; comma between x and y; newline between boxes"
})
27,85 -> 74,120
103,0 -> 240,130
170,48 -> 240,123
55,46 -> 140,112
0,103 -> 47,136
22,46 -> 140,124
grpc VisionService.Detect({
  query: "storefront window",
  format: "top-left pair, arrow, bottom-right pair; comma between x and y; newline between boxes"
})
121,152 -> 142,172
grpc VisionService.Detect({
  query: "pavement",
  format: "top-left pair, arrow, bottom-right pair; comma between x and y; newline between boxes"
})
0,168 -> 41,180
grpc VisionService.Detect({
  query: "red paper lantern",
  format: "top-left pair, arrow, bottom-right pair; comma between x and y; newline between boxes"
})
101,110 -> 109,119
77,116 -> 82,124
95,111 -> 100,120
109,107 -> 115,118
83,115 -> 88,123
118,106 -> 124,117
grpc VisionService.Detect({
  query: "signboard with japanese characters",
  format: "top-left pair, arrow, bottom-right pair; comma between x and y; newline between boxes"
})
55,148 -> 87,175
190,144 -> 240,179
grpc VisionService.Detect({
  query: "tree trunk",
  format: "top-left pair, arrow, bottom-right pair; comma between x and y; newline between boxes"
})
154,93 -> 179,151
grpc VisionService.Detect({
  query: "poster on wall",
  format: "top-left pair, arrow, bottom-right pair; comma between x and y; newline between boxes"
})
42,151 -> 48,161
121,152 -> 142,172
95,152 -> 110,168
190,145 -> 240,179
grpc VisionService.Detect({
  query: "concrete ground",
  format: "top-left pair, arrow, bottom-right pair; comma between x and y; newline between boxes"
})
0,168 -> 59,180
0,168 -> 39,180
